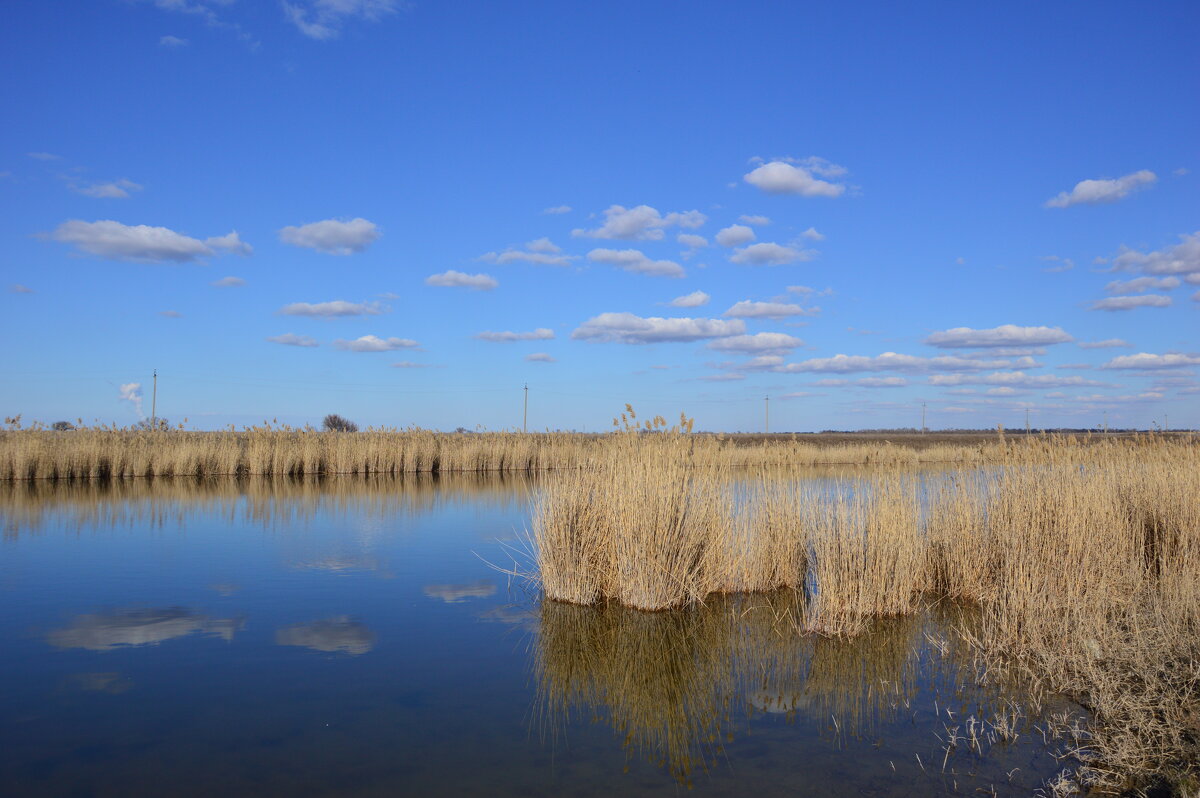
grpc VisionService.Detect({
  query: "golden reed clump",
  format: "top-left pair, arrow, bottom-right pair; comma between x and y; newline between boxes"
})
528,426 -> 1200,792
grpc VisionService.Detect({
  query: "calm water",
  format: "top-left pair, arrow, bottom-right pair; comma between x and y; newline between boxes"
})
0,475 -> 1073,797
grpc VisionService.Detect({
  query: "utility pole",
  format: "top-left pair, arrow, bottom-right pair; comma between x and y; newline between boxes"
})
522,383 -> 528,433
921,402 -> 926,434
151,369 -> 158,431
764,395 -> 769,434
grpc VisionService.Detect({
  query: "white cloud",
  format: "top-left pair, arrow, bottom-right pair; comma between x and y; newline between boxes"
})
481,238 -> 574,266
743,159 -> 847,197
267,333 -> 319,348
857,377 -> 906,388
424,270 -> 497,291
706,333 -> 804,354
279,218 -> 379,254
1187,273 -> 1200,285
1045,170 -> 1157,208
211,276 -> 246,287
738,214 -> 770,226
282,0 -> 400,40
699,373 -> 746,382
278,300 -> 385,317
730,242 -> 814,266
1041,255 -> 1075,273
475,328 -> 554,342
677,233 -> 708,250
159,35 -> 189,47
1101,353 -> 1200,370
27,152 -> 60,161
158,310 -> 182,318
923,324 -> 1074,348
571,204 -> 706,241
72,178 -> 143,199
586,248 -> 684,278
929,372 -> 1109,388
333,335 -> 418,352
1105,276 -> 1181,294
525,353 -> 556,363
9,284 -> 34,294
1089,294 -> 1172,311
715,224 -> 755,247
800,227 -> 825,241
668,290 -> 710,308
777,352 -> 1025,374
1078,339 -> 1130,349
1110,232 -> 1200,277
723,300 -> 816,320
118,382 -> 143,416
391,361 -> 436,368
205,231 -> 252,255
542,205 -> 572,214
571,312 -> 745,344
50,219 -> 236,262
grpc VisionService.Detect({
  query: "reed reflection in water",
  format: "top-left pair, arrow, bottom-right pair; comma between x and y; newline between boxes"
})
533,594 -> 1046,789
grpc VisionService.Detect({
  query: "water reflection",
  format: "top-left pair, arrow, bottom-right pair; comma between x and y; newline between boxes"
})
274,616 -> 376,655
533,595 -> 996,786
67,671 -> 133,694
47,607 -> 243,651
0,472 -> 530,536
423,580 -> 497,603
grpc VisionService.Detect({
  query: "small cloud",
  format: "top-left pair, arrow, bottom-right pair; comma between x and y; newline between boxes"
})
50,219 -> 222,263
475,328 -> 554,343
668,290 -> 710,308
282,0 -> 402,40
572,204 -> 706,241
1040,255 -> 1075,273
279,218 -> 379,255
27,152 -> 61,161
743,158 -> 847,197
572,312 -> 744,344
159,35 -> 189,47
333,335 -> 418,352
729,242 -> 814,266
723,300 -> 816,320
799,227 -> 825,241
587,248 -> 684,278
715,224 -> 755,247
204,231 -> 252,255
677,233 -> 708,250
267,333 -> 318,347
1089,294 -> 1172,312
72,178 -> 143,199
1101,353 -> 1200,370
706,332 -> 804,354
481,238 -> 574,267
1045,170 -> 1157,208
1078,339 -> 1130,349
118,382 -> 143,416
698,373 -> 745,382
158,310 -> 182,318
278,300 -> 385,318
9,284 -> 34,294
856,377 -> 906,388
391,361 -> 436,368
955,257 -> 966,265
525,352 -> 556,363
1104,276 -> 1180,294
424,270 -> 497,291
210,276 -> 246,288
923,325 -> 1074,348
542,205 -> 572,214
738,214 -> 770,226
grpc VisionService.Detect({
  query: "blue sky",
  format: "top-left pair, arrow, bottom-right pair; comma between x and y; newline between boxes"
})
2,0 -> 1197,432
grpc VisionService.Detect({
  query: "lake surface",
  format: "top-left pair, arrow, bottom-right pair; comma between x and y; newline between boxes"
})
0,475 -> 1073,797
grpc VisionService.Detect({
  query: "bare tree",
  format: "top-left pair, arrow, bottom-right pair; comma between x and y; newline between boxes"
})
322,414 -> 358,433
51,421 -> 76,431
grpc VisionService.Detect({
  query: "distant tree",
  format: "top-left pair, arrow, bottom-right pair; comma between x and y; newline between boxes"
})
133,418 -> 170,431
51,420 -> 76,431
323,414 -> 358,433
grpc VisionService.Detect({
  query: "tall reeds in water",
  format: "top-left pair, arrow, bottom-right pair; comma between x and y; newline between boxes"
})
530,432 -> 1200,791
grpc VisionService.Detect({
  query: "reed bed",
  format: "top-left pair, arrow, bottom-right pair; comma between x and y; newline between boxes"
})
528,431 -> 1200,792
2,416 -> 1182,481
